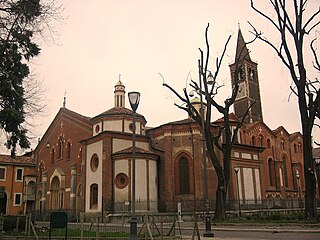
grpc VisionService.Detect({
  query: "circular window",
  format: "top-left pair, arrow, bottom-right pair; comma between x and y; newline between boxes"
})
115,173 -> 129,189
90,154 -> 99,172
95,125 -> 100,133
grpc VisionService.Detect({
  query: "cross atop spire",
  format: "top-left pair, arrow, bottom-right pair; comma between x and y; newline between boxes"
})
235,28 -> 251,62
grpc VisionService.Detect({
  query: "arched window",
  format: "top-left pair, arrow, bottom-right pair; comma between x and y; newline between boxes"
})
67,142 -> 71,159
58,139 -> 63,159
280,140 -> 285,150
282,157 -> 288,187
294,143 -> 297,153
90,184 -> 98,209
179,157 -> 190,194
258,135 -> 263,147
268,158 -> 275,186
251,136 -> 255,146
267,138 -> 271,149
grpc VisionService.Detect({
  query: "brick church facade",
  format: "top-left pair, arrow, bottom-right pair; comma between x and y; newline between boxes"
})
32,29 -> 305,216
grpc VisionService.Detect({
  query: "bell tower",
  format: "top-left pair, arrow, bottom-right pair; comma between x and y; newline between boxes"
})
229,28 -> 263,124
114,75 -> 126,108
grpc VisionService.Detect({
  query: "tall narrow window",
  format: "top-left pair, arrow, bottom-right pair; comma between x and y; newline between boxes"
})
267,138 -> 271,149
258,135 -> 263,147
67,142 -> 71,159
14,193 -> 22,206
15,168 -> 23,181
58,139 -> 63,159
251,136 -> 255,146
90,184 -> 98,209
293,144 -> 297,153
0,167 -> 6,180
268,158 -> 275,186
179,157 -> 190,194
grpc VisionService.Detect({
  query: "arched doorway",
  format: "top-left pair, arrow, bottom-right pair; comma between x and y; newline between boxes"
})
51,176 -> 61,209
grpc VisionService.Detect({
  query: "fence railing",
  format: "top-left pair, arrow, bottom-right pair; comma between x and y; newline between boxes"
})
29,198 -> 311,224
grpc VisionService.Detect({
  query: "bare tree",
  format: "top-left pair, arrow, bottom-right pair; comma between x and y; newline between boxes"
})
250,0 -> 320,219
163,24 -> 253,220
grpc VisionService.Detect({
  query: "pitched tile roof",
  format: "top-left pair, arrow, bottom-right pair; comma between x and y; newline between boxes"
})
0,154 -> 35,165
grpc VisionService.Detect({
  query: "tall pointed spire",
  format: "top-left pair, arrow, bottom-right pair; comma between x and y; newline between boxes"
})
235,27 -> 251,62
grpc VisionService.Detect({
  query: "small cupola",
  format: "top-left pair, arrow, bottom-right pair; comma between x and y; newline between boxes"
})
189,97 -> 208,118
114,77 -> 125,108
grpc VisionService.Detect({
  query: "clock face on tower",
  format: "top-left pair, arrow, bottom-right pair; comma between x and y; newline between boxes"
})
236,81 -> 246,100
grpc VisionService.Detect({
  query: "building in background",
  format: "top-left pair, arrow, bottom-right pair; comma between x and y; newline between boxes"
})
0,154 -> 36,215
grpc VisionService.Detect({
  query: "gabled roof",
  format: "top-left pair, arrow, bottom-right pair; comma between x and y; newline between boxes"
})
289,132 -> 302,141
246,121 -> 276,138
0,154 -> 35,165
273,126 -> 290,137
213,113 -> 240,124
35,107 -> 92,152
235,28 -> 251,62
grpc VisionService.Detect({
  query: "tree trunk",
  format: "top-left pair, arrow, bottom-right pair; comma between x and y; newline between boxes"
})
303,131 -> 317,219
298,88 -> 317,219
214,179 -> 226,221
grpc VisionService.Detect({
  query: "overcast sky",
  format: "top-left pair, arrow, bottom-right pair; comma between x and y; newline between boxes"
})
3,0 -> 320,153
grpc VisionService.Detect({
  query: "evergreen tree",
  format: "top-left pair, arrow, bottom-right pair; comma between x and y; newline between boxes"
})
0,0 -> 56,157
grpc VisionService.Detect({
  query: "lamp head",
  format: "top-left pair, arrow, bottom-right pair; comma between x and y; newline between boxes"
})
128,91 -> 140,112
234,167 -> 239,174
207,71 -> 214,85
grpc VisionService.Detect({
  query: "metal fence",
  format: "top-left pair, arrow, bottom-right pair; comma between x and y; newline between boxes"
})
31,198 -> 309,222
111,198 -> 308,214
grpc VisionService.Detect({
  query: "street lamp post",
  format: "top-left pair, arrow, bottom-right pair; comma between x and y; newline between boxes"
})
296,172 -> 301,209
234,167 -> 241,217
128,91 -> 140,240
